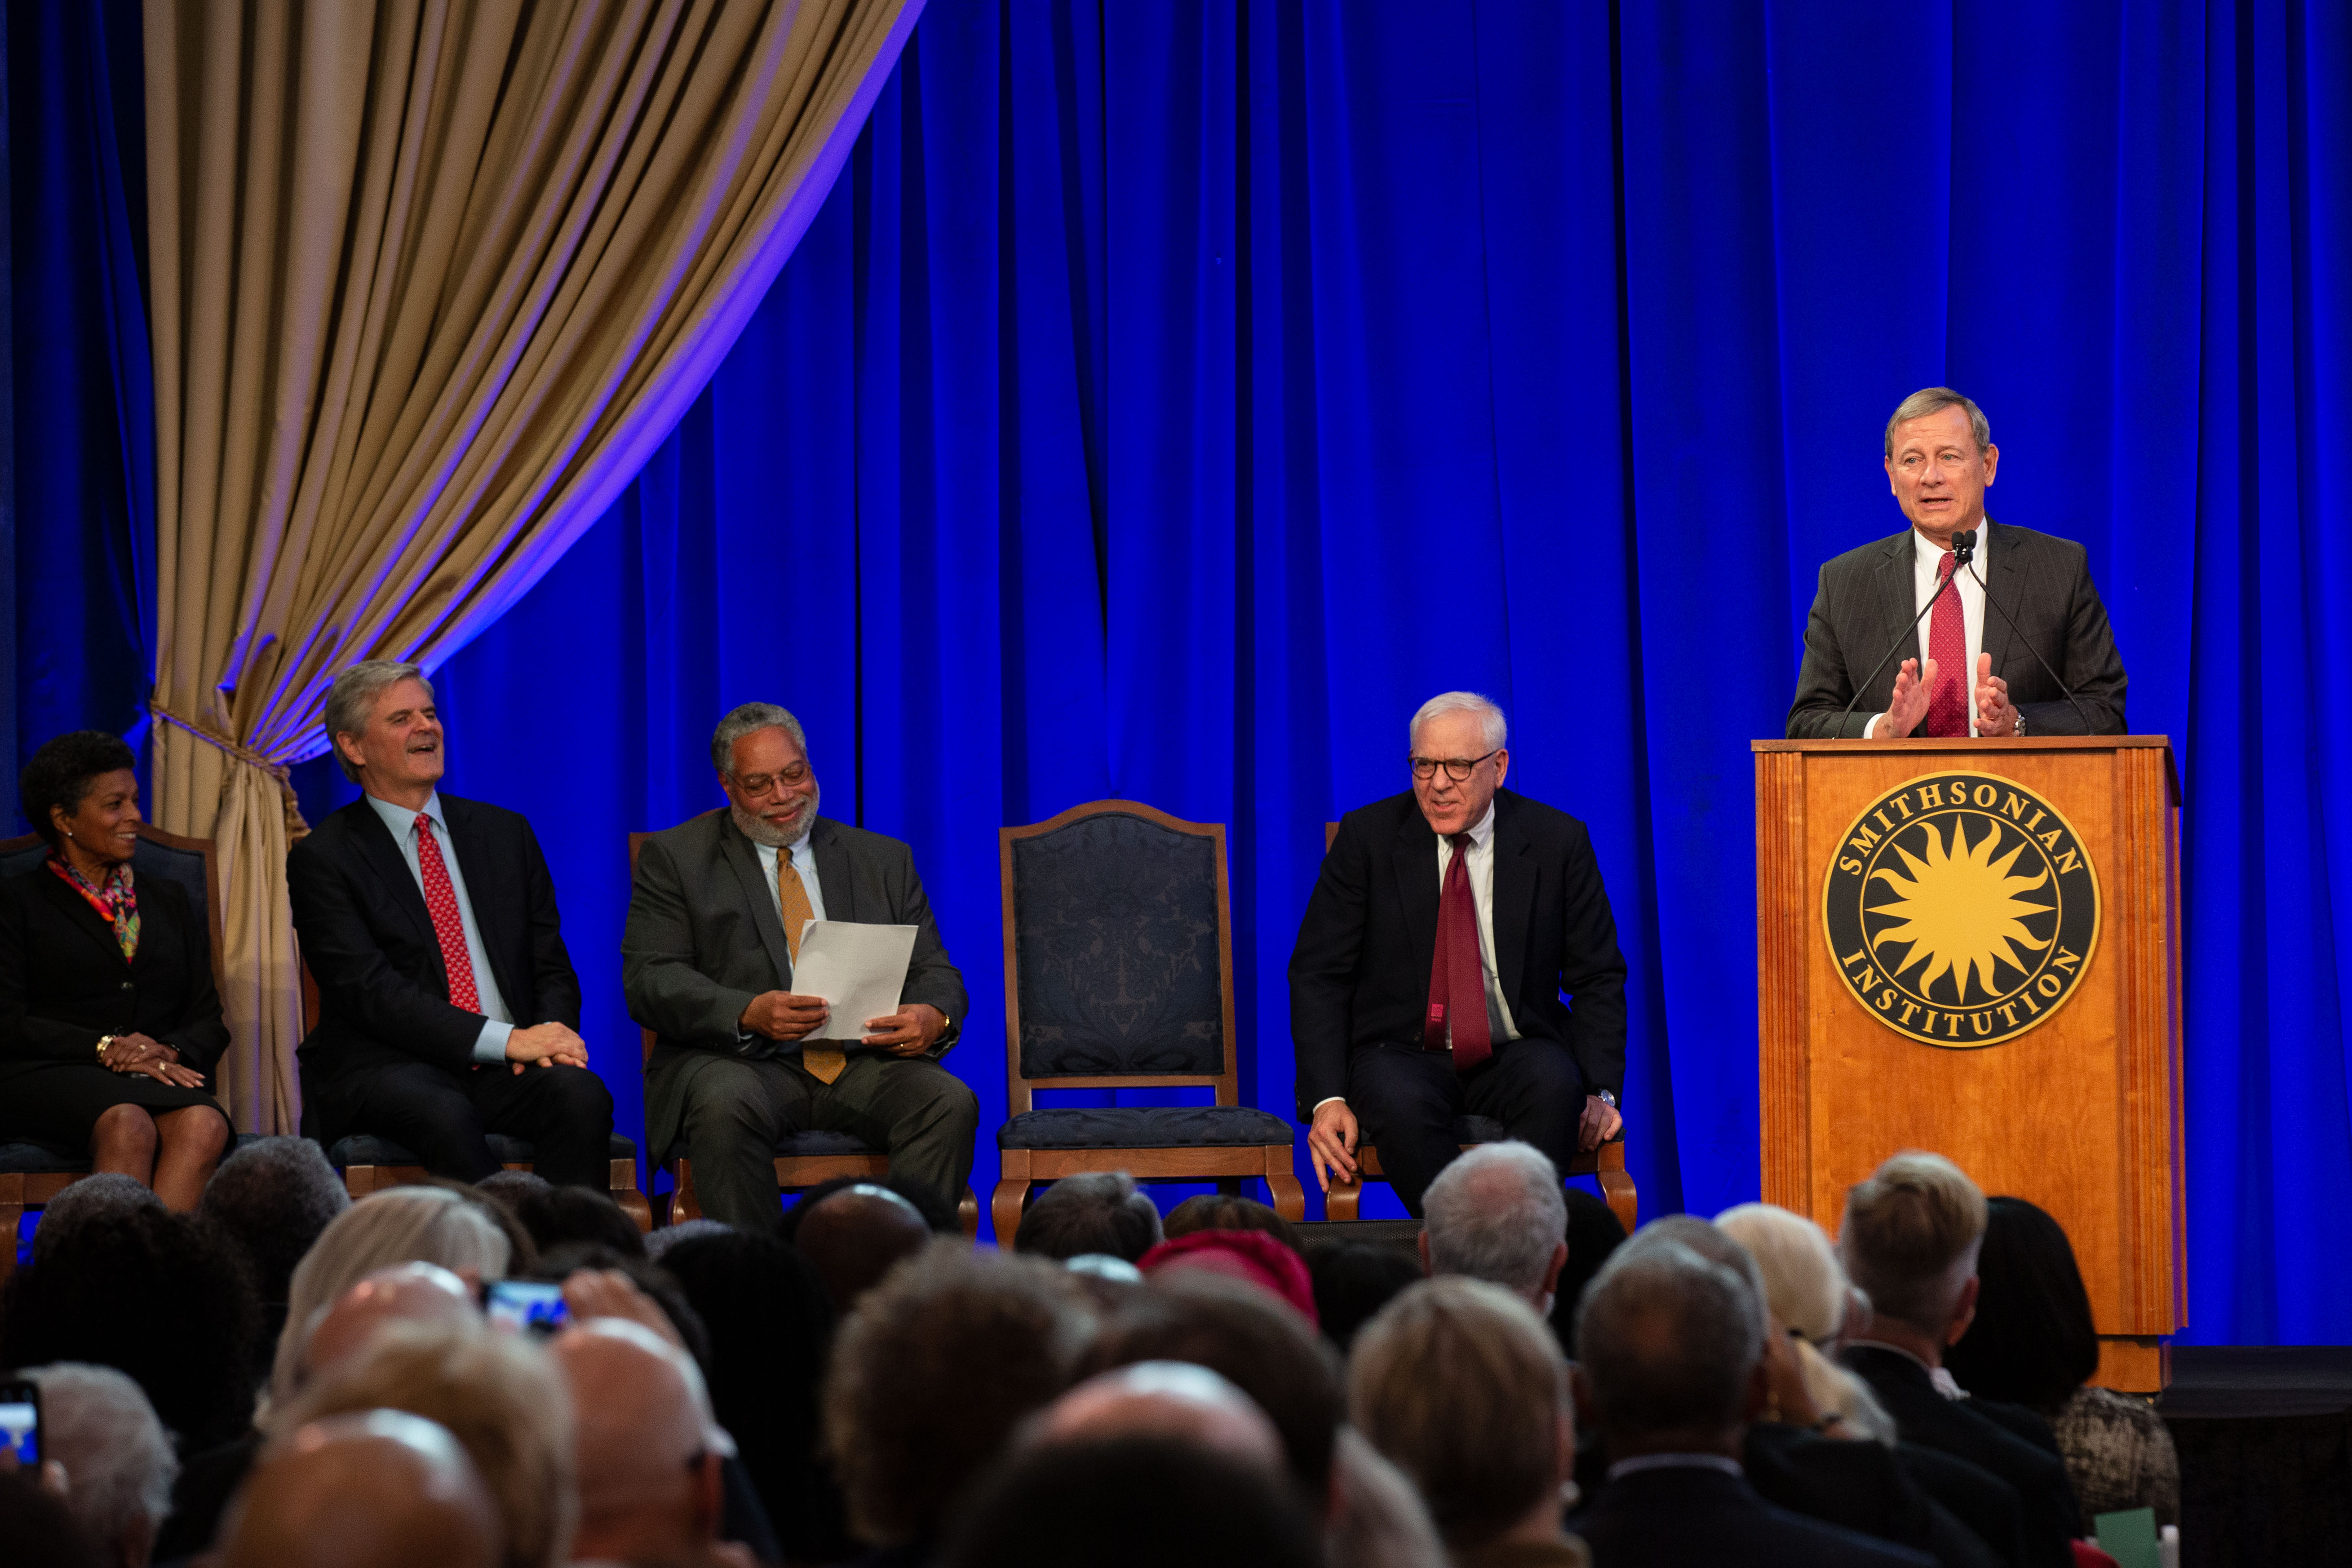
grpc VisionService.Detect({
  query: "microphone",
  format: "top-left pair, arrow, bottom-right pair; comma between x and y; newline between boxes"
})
1966,556 -> 2093,735
1836,529 -> 1976,735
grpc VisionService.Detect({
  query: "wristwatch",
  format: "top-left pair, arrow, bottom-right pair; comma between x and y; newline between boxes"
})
1596,1088 -> 1618,1110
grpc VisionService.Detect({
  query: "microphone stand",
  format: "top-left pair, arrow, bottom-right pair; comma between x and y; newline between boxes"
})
1967,559 -> 2093,735
1836,530 -> 1976,736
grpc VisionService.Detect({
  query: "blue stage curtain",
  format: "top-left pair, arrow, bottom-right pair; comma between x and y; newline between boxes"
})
406,0 -> 2352,1341
4,0 -> 152,802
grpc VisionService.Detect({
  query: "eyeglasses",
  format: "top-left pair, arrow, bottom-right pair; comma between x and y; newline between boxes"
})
1409,750 -> 1500,783
732,764 -> 812,797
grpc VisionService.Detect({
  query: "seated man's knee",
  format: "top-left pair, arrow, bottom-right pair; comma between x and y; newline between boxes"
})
690,1076 -> 778,1143
550,1064 -> 614,1120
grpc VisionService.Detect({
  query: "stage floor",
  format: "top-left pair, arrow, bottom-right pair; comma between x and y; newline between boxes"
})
2158,1347 -> 2352,1568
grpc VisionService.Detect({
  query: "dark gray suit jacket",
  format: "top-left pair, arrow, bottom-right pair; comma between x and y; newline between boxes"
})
1786,521 -> 2127,739
622,811 -> 969,1161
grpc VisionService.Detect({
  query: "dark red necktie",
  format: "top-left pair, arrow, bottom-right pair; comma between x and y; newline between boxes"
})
415,815 -> 481,1011
1925,550 -> 1970,737
1424,834 -> 1494,1072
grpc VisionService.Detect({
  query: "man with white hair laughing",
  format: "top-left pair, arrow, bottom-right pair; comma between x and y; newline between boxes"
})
1292,691 -> 1628,1215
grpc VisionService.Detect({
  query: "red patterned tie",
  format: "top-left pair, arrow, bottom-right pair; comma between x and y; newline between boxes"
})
414,815 -> 481,1011
1925,550 -> 1970,737
1424,834 -> 1494,1072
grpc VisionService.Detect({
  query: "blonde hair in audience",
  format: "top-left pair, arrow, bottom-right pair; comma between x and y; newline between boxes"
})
1791,1339 -> 1899,1446
274,1320 -> 576,1568
1838,1150 -> 1988,1337
269,1187 -> 512,1407
1714,1202 -> 1849,1343
1348,1277 -> 1569,1551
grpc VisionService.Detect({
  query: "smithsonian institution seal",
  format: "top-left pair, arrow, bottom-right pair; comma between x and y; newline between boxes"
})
1823,771 -> 2100,1048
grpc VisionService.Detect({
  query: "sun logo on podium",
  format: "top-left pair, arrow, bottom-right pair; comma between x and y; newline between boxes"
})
1822,772 -> 2100,1048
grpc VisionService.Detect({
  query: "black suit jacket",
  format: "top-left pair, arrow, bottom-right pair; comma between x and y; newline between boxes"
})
1786,521 -> 2128,738
287,795 -> 581,1109
1570,1464 -> 1936,1568
1844,1347 -> 2081,1568
0,864 -> 227,1072
623,811 -> 970,1161
1742,1423 -> 2003,1568
1288,788 -> 1627,1116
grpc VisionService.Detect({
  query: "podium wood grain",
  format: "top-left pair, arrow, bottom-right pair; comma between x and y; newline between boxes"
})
1753,737 -> 2183,1390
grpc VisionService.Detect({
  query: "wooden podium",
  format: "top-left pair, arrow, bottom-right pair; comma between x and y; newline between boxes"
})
1753,737 -> 2183,1391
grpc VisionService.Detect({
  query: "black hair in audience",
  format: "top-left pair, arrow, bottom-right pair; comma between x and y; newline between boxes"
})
660,1228 -> 849,1563
942,1436 -> 1324,1568
779,1173 -> 957,1237
198,1136 -> 351,1309
0,1206 -> 259,1448
1303,1238 -> 1422,1351
1014,1171 -> 1163,1262
0,1467 -> 102,1568
1942,1195 -> 2100,1411
1549,1186 -> 1629,1345
512,1184 -> 646,1259
1082,1271 -> 1341,1501
19,730 -> 137,844
1161,1193 -> 1304,1256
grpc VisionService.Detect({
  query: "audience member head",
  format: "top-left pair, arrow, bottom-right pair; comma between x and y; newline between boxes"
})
28,1175 -> 162,1262
1304,1240 -> 1422,1352
643,1218 -> 733,1261
1327,1428 -> 1448,1568
1549,1187 -> 1630,1341
217,1410 -> 500,1568
1162,1193 -> 1303,1255
510,1186 -> 644,1260
1714,1202 -> 1853,1343
0,1464 -> 103,1568
551,1320 -> 725,1564
1574,1240 -> 1766,1460
1620,1214 -> 1767,1306
1838,1150 -> 1989,1357
779,1171 -> 957,1238
300,1263 -> 479,1383
523,1246 -> 711,1374
199,1138 -> 352,1308
468,1170 -> 552,1223
1350,1278 -> 1573,1551
21,1364 -> 177,1568
1942,1196 -> 2100,1411
790,1182 -> 933,1312
0,1205 -> 260,1449
1419,1142 -> 1568,1311
824,1241 -> 1093,1547
1032,1361 -> 1285,1467
1140,1229 -> 1319,1324
658,1229 -> 842,1561
275,1321 -> 574,1568
1059,1252 -> 1148,1311
1014,1172 -> 1164,1262
943,1436 -> 1325,1568
1085,1271 -> 1341,1504
273,1187 -> 514,1406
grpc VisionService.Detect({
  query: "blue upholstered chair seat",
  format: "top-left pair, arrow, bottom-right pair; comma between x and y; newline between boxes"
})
997,1106 -> 1293,1150
328,1133 -> 637,1167
1,1130 -> 268,1175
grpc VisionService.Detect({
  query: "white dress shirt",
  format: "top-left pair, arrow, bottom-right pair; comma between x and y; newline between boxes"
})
1865,525 -> 1989,738
365,791 -> 514,1065
1314,800 -> 1517,1114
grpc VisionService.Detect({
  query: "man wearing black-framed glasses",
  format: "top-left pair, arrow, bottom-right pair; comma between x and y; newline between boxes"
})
1290,691 -> 1627,1215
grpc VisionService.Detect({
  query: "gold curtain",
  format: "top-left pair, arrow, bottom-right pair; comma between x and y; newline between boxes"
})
142,0 -> 922,1133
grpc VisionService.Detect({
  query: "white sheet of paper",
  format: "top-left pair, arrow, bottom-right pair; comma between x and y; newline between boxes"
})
791,921 -> 919,1042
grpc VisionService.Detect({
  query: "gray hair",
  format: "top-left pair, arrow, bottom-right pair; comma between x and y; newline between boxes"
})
1614,1215 -> 1769,1332
1421,1142 -> 1566,1296
1714,1203 -> 1851,1344
323,660 -> 433,782
1575,1240 -> 1763,1439
31,1173 -> 163,1262
1883,387 -> 1991,458
23,1364 -> 179,1554
199,1136 -> 354,1304
1409,691 -> 1507,755
1015,1172 -> 1165,1263
710,702 -> 810,774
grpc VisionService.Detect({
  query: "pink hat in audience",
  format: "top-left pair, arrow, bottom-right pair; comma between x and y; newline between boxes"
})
1138,1229 -> 1320,1327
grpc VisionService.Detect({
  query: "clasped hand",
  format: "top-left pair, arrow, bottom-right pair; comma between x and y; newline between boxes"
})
100,1032 -> 205,1088
503,1022 -> 591,1075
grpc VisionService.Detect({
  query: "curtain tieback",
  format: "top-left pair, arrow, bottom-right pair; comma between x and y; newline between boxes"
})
147,700 -> 312,839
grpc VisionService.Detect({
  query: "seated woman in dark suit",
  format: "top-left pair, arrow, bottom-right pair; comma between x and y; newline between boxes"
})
0,731 -> 230,1206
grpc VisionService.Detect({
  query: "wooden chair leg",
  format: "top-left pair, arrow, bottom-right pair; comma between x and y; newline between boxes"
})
671,1160 -> 703,1223
343,1165 -> 377,1201
1325,1181 -> 1364,1222
1599,1164 -> 1638,1235
1261,1147 -> 1306,1223
957,1187 -> 981,1240
991,1179 -> 1031,1244
609,1160 -> 653,1234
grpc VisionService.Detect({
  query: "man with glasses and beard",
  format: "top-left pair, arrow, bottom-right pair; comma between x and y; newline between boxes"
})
1290,692 -> 1628,1217
623,704 -> 975,1230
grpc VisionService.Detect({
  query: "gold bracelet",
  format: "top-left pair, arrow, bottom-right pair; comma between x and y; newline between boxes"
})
95,1034 -> 115,1062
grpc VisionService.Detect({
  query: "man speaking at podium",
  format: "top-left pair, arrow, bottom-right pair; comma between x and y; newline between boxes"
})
1786,387 -> 2127,740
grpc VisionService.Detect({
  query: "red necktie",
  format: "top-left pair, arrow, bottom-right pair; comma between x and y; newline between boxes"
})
414,815 -> 481,1011
1424,834 -> 1494,1072
1925,550 -> 1970,737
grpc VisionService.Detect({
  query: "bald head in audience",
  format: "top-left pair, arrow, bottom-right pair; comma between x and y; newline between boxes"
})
217,1410 -> 500,1568
793,1183 -> 933,1311
300,1263 -> 478,1385
1031,1361 -> 1286,1468
552,1320 -> 726,1564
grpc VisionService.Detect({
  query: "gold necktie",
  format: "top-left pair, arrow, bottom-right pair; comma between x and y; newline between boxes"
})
780,854 -> 845,1085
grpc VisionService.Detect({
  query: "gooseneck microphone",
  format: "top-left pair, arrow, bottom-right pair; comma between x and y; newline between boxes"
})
1966,557 -> 2093,735
1836,529 -> 1976,735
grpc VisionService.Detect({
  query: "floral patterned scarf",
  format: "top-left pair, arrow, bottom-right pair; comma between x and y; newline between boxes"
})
49,854 -> 139,961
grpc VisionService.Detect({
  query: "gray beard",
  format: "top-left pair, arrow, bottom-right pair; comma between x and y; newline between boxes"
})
730,785 -> 820,850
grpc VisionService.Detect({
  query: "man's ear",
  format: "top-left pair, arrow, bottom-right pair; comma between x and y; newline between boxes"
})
1569,1362 -> 1600,1437
1542,1239 -> 1568,1298
332,731 -> 368,773
1417,1230 -> 1432,1277
1741,1357 -> 1773,1422
1945,1274 -> 1981,1347
692,1451 -> 726,1538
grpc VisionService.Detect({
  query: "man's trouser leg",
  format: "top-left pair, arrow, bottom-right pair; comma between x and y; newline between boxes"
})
1347,1044 -> 1467,1217
817,1052 -> 979,1219
678,1055 -> 808,1231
